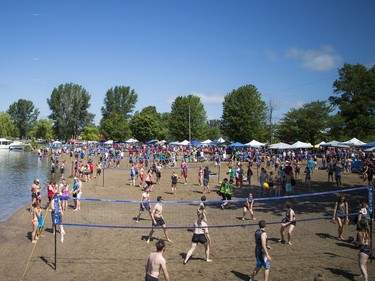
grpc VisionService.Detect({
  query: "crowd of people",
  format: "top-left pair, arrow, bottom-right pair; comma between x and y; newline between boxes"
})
30,143 -> 374,281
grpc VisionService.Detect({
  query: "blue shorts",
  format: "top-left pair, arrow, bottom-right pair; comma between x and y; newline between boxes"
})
204,178 -> 209,186
256,249 -> 270,269
140,202 -> 150,212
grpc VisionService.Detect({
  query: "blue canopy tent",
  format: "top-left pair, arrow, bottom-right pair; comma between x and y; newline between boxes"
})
228,142 -> 244,147
363,141 -> 375,147
190,140 -> 201,146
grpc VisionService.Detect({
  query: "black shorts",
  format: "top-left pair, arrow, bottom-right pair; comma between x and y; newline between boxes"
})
154,217 -> 165,226
145,273 -> 158,281
192,233 -> 207,244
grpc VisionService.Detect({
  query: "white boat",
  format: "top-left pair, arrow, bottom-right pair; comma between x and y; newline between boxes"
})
0,138 -> 13,149
9,141 -> 32,151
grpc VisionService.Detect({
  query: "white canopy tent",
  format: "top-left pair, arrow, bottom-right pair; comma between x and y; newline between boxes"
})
268,142 -> 293,150
339,137 -> 366,146
104,140 -> 114,145
178,140 -> 190,146
320,140 -> 349,148
125,138 -> 138,144
290,141 -> 313,149
245,139 -> 266,148
201,139 -> 212,144
314,141 -> 326,148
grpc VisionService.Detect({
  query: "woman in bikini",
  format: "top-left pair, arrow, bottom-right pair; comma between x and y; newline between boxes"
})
31,202 -> 42,243
357,221 -> 371,281
279,201 -> 296,245
242,193 -> 256,221
332,194 -> 349,240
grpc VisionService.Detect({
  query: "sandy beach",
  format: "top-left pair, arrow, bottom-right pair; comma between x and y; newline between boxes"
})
0,155 -> 374,281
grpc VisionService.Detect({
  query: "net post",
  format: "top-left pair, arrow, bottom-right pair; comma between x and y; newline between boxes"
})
102,168 -> 105,187
53,196 -> 60,270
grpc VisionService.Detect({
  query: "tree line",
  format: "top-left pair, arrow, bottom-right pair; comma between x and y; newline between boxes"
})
1,63 -> 374,144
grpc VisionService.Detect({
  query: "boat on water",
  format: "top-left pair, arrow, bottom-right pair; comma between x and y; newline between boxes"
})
0,138 -> 13,149
9,141 -> 32,151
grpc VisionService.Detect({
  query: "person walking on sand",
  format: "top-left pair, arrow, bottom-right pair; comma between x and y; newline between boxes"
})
147,196 -> 171,243
183,213 -> 212,264
181,160 -> 188,184
250,220 -> 272,281
242,193 -> 256,221
203,166 -> 211,193
332,194 -> 349,241
197,195 -> 208,223
136,187 -> 152,223
145,239 -> 170,281
279,201 -> 296,245
171,170 -> 178,194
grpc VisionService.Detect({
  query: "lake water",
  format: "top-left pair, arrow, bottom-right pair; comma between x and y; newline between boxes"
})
0,150 -> 51,222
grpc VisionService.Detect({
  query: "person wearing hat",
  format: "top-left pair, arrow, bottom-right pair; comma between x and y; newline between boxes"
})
147,196 -> 171,243
136,187 -> 151,223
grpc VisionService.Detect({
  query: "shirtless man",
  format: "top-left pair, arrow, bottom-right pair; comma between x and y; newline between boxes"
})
145,240 -> 170,281
136,187 -> 152,222
147,196 -> 171,243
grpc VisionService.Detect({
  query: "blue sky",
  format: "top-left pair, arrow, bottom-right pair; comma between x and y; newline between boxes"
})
1,0 -> 374,125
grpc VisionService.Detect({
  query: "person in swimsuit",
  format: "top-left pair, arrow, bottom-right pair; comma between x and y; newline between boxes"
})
145,239 -> 169,281
197,196 -> 207,223
250,220 -> 272,281
147,196 -> 171,243
71,177 -> 82,211
136,187 -> 151,223
357,221 -> 371,281
183,213 -> 212,264
171,171 -> 178,194
279,201 -> 296,245
242,193 -> 256,221
31,202 -> 42,243
332,194 -> 349,240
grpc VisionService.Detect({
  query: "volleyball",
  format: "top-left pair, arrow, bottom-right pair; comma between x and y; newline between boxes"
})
263,182 -> 269,189
219,180 -> 222,184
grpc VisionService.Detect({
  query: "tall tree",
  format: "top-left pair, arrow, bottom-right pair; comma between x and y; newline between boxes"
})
169,95 -> 207,141
206,119 -> 221,140
0,112 -> 19,139
100,113 -> 131,141
221,85 -> 267,143
267,99 -> 279,144
47,83 -> 94,140
329,63 -> 375,141
6,99 -> 39,139
276,101 -> 332,144
130,106 -> 162,142
101,86 -> 138,119
31,119 -> 53,140
80,126 -> 100,141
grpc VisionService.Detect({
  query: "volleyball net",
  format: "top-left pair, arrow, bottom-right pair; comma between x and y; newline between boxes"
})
53,186 -> 373,230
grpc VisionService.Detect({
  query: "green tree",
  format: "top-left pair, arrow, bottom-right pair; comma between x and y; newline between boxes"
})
31,119 -> 53,140
101,86 -> 138,119
329,63 -> 375,141
159,112 -> 171,140
6,99 -> 39,139
130,114 -> 161,143
169,95 -> 207,141
221,85 -> 267,143
276,101 -> 332,144
206,119 -> 221,140
0,112 -> 19,138
47,83 -> 95,140
80,126 -> 100,141
99,113 -> 131,141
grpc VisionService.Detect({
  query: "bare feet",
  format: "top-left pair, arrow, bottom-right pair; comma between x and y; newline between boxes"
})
206,259 -> 212,262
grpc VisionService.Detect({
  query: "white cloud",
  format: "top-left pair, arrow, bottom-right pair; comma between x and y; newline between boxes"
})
264,49 -> 278,61
286,45 -> 343,71
33,13 -> 39,16
166,91 -> 224,105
